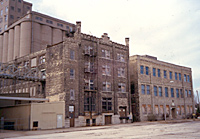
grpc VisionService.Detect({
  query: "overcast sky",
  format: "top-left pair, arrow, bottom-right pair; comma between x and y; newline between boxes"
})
26,0 -> 200,96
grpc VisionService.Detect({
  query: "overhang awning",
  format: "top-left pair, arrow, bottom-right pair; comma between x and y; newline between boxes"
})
0,96 -> 48,101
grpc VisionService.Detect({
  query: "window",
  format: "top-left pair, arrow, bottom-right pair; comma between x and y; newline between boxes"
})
84,46 -> 94,55
27,6 -> 30,10
41,69 -> 46,79
141,85 -> 145,94
142,104 -> 147,114
164,70 -> 167,78
24,61 -> 29,67
154,86 -> 157,96
66,26 -> 69,29
160,105 -> 164,115
118,67 -> 125,77
86,119 -> 90,126
153,68 -> 156,76
147,85 -> 150,95
155,105 -> 159,115
84,92 -> 95,111
18,8 -> 21,13
187,75 -> 190,82
180,89 -> 184,98
103,82 -> 111,91
117,53 -> 125,62
159,87 -> 162,97
185,90 -> 188,97
179,73 -> 181,81
1,1 -> 3,5
10,15 -> 14,19
188,90 -> 191,97
147,105 -> 152,114
39,55 -> 45,64
140,65 -> 144,74
85,62 -> 95,73
35,16 -> 43,21
57,23 -> 63,27
18,0 -> 21,3
70,69 -> 75,79
70,89 -> 75,100
118,83 -> 126,92
46,19 -> 53,24
5,6 -> 8,13
175,72 -> 178,80
84,79 -> 94,90
177,106 -> 181,115
102,98 -> 112,111
176,89 -> 179,98
102,49 -> 110,59
33,121 -> 38,127
171,88 -> 174,97
0,27 -> 1,32
70,50 -> 75,60
158,69 -> 161,77
146,66 -> 149,75
102,65 -> 110,76
169,71 -> 172,79
184,74 -> 186,82
4,15 -> 7,22
165,87 -> 169,97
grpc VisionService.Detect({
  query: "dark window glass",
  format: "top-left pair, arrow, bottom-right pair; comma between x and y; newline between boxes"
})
175,72 -> 178,80
165,87 -> 168,97
141,85 -> 145,94
154,86 -> 157,96
146,85 -> 150,95
153,68 -> 156,76
164,70 -> 167,78
176,89 -> 179,98
158,69 -> 161,77
159,87 -> 162,97
171,88 -> 174,98
146,66 -> 149,75
140,65 -> 144,74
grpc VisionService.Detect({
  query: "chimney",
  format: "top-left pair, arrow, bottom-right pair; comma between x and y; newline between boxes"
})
76,21 -> 81,34
125,38 -> 129,47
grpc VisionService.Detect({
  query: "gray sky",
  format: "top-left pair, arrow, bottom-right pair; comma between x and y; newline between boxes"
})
26,0 -> 200,95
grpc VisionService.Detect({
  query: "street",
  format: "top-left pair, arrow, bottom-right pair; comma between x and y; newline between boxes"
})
1,120 -> 200,139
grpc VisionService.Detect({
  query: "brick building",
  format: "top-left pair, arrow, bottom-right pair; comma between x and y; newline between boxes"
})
0,21 -> 132,127
130,55 -> 194,121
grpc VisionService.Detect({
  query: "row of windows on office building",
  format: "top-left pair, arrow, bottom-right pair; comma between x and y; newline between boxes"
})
140,65 -> 190,82
142,104 -> 193,116
141,84 -> 192,98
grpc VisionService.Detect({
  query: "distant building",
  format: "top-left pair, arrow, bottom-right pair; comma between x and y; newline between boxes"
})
130,55 -> 194,121
0,0 -> 75,63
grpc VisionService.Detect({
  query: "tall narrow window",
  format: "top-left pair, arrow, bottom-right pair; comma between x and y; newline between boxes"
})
146,85 -> 150,95
154,86 -> 157,96
70,50 -> 75,60
158,69 -> 161,77
70,69 -> 75,79
146,66 -> 149,75
180,89 -> 184,98
103,82 -> 111,91
169,71 -> 172,79
140,65 -> 144,74
118,68 -> 125,77
188,90 -> 191,97
159,87 -> 162,97
102,65 -> 110,76
184,74 -> 187,82
117,53 -> 125,62
187,75 -> 190,82
118,83 -> 126,92
175,72 -> 178,80
102,49 -> 110,59
185,90 -> 188,97
153,68 -> 156,76
171,88 -> 174,98
141,85 -> 145,94
70,89 -> 75,100
176,89 -> 179,98
164,70 -> 167,78
179,73 -> 181,81
102,98 -> 112,111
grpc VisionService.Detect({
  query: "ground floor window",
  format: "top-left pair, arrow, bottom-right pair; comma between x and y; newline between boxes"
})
102,98 -> 112,112
84,92 -> 96,111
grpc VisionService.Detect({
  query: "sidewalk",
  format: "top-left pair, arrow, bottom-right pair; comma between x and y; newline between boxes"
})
0,119 -> 198,139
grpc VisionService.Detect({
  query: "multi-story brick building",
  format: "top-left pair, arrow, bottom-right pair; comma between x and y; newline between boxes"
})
130,55 -> 194,121
0,0 -> 75,63
0,22 -> 132,127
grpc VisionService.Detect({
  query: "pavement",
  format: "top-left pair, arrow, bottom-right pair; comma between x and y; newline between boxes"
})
0,119 -> 199,139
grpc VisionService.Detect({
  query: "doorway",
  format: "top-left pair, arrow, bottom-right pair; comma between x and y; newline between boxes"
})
69,105 -> 75,127
57,115 -> 63,128
171,108 -> 176,119
105,115 -> 112,125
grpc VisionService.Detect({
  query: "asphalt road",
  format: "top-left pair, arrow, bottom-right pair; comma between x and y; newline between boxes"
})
1,120 -> 200,139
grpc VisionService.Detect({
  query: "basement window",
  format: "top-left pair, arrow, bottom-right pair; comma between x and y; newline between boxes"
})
33,121 -> 38,127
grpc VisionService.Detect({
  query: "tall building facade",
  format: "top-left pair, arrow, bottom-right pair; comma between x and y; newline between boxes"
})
130,55 -> 194,121
0,0 -> 75,63
0,22 -> 132,127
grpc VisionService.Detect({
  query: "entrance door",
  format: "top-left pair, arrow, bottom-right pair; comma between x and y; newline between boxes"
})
119,107 -> 127,117
69,106 -> 75,127
172,108 -> 176,119
105,115 -> 112,125
57,115 -> 63,128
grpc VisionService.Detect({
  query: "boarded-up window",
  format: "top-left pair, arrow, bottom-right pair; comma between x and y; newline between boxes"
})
142,104 -> 147,114
160,105 -> 164,114
155,105 -> 159,115
147,105 -> 151,114
181,106 -> 185,115
31,58 -> 37,67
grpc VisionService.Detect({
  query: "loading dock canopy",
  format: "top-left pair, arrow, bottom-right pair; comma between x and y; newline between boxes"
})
0,96 -> 48,101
